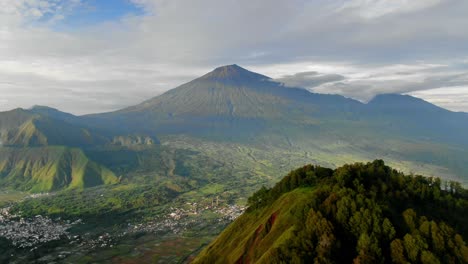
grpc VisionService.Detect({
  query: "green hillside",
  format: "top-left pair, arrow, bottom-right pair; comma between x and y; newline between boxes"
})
0,147 -> 118,192
0,109 -> 34,129
0,109 -> 109,147
194,160 -> 468,264
0,108 -> 126,193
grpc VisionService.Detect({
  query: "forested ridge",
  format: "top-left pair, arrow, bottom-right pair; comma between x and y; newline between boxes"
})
194,160 -> 468,264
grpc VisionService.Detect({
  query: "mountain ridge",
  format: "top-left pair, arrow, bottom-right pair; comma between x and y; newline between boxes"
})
0,109 -> 108,147
0,109 -> 119,192
79,65 -> 468,149
0,146 -> 118,192
80,65 -> 365,142
194,161 -> 468,263
1,65 -> 468,190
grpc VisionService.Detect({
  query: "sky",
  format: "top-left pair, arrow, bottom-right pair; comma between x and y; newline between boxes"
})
1,0 -> 468,114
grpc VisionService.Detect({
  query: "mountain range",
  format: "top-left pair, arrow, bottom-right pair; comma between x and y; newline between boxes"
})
82,65 -> 468,145
1,64 -> 468,192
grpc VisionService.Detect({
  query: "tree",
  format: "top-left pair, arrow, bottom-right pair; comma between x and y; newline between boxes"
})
403,234 -> 420,262
390,239 -> 407,264
420,250 -> 441,264
354,233 -> 382,264
402,209 -> 417,232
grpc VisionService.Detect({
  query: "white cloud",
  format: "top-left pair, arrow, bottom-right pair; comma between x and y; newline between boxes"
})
0,0 -> 82,26
336,0 -> 442,19
255,61 -> 468,112
410,86 -> 468,112
275,72 -> 345,88
0,0 -> 468,113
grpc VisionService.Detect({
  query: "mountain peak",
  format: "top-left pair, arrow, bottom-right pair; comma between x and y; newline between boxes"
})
199,64 -> 271,83
29,105 -> 77,121
30,105 -> 59,111
215,64 -> 243,71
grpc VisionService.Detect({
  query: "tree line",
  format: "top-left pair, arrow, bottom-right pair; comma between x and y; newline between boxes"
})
247,160 -> 468,263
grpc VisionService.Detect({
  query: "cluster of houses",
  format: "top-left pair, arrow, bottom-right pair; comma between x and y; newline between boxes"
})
0,196 -> 246,259
0,208 -> 76,248
125,200 -> 246,236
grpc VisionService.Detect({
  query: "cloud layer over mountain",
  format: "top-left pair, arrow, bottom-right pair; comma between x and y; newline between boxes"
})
1,0 -> 467,113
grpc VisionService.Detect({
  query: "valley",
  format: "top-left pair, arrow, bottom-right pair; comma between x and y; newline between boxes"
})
2,0 -> 468,262
1,65 -> 468,263
1,135 -> 466,263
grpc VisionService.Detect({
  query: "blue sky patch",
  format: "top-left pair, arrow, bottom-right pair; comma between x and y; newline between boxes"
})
40,0 -> 144,29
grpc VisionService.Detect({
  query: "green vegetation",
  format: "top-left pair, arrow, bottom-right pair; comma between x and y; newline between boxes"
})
0,191 -> 26,207
0,147 -> 118,192
2,137 -> 467,263
12,181 -> 179,216
194,160 -> 468,264
1,65 -> 468,263
0,108 -> 108,148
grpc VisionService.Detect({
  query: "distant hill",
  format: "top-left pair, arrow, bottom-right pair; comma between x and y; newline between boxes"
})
0,147 -> 118,192
0,109 -> 123,192
28,105 -> 79,123
194,160 -> 468,264
366,94 -> 468,146
0,108 -> 108,147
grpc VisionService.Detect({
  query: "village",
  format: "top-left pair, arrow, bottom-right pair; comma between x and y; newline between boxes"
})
125,197 -> 246,235
0,207 -> 77,248
0,197 -> 245,253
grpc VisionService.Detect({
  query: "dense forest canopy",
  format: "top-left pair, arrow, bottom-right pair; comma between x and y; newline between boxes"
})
194,160 -> 468,264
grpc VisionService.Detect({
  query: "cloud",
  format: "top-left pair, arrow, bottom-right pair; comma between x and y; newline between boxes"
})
258,61 -> 468,112
336,0 -> 443,19
316,65 -> 468,103
0,62 -> 206,114
275,72 -> 345,88
1,0 -> 468,113
410,86 -> 468,112
0,0 -> 83,26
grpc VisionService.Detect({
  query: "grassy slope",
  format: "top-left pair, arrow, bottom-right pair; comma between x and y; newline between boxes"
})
194,187 -> 315,263
0,147 -> 117,192
10,119 -> 49,146
193,161 -> 468,264
0,108 -> 109,148
0,190 -> 27,207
